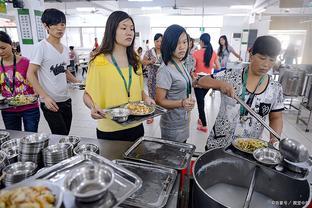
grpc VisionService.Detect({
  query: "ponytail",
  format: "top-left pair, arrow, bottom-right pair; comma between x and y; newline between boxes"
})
200,33 -> 213,67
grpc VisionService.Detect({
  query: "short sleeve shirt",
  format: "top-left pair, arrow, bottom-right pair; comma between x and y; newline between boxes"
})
219,45 -> 235,68
156,63 -> 191,131
30,39 -> 70,102
207,67 -> 284,149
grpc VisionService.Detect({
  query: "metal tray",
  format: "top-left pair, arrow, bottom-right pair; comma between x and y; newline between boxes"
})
123,137 -> 196,170
224,143 -> 310,180
108,104 -> 167,126
114,160 -> 177,208
27,152 -> 142,208
1,179 -> 63,208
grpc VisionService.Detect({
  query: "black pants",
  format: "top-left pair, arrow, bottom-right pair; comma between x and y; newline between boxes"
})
40,99 -> 72,135
194,88 -> 209,127
97,124 -> 144,142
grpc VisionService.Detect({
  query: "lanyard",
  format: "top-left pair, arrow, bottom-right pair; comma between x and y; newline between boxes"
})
172,60 -> 191,98
111,55 -> 132,98
240,67 -> 265,117
1,54 -> 17,96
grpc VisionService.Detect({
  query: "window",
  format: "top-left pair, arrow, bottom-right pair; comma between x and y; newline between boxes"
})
82,28 -> 96,48
65,27 -> 81,47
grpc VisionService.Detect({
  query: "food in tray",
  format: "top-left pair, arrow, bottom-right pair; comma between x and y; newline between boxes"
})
0,186 -> 56,208
126,102 -> 154,115
233,138 -> 268,153
8,95 -> 37,106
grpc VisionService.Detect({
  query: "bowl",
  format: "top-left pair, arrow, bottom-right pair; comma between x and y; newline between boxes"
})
0,150 -> 8,172
0,131 -> 10,146
64,164 -> 115,202
73,143 -> 99,155
2,146 -> 18,163
253,147 -> 283,165
59,136 -> 80,148
109,108 -> 130,122
1,138 -> 21,150
2,161 -> 37,186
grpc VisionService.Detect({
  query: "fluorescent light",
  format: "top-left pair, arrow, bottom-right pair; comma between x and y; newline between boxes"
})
224,13 -> 249,16
256,8 -> 266,13
141,6 -> 161,11
230,5 -> 253,9
76,7 -> 96,12
128,0 -> 153,2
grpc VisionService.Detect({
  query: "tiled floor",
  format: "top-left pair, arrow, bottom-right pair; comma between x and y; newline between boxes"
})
1,72 -> 311,154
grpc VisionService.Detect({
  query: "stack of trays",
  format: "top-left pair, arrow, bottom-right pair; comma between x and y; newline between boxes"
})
43,143 -> 73,167
0,131 -> 10,146
1,138 -> 21,163
2,161 -> 37,186
18,133 -> 49,165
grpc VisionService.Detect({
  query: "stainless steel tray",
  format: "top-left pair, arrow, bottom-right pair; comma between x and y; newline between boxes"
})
123,137 -> 196,170
114,160 -> 177,208
27,152 -> 142,208
108,104 -> 167,126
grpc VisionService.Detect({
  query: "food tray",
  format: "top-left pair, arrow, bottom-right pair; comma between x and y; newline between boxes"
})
110,104 -> 167,126
125,102 -> 155,116
0,179 -> 63,208
27,152 -> 142,208
114,160 -> 177,208
224,143 -> 310,180
123,137 -> 196,170
232,138 -> 268,154
0,95 -> 38,110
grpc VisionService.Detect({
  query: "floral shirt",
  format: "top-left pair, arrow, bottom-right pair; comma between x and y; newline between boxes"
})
206,67 -> 284,149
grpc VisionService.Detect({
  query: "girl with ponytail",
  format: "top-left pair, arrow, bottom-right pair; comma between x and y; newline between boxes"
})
192,33 -> 220,132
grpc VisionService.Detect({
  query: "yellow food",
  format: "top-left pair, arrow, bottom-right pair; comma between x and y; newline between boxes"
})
127,103 -> 151,115
235,138 -> 267,153
9,95 -> 36,106
0,186 -> 55,208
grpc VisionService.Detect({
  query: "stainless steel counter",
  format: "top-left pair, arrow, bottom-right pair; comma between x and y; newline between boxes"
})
4,130 -> 180,208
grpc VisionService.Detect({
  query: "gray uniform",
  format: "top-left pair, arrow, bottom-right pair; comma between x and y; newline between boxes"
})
157,63 -> 192,143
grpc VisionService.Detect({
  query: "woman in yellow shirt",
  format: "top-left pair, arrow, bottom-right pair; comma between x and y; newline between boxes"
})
83,11 -> 154,141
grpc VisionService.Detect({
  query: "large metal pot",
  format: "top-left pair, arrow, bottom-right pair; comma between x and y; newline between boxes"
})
192,148 -> 311,208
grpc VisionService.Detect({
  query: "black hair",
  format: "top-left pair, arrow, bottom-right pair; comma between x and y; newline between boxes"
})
251,35 -> 281,57
41,8 -> 66,26
161,24 -> 189,65
217,35 -> 229,57
69,46 -> 74,50
154,33 -> 163,41
200,33 -> 213,67
0,31 -> 12,45
92,11 -> 139,73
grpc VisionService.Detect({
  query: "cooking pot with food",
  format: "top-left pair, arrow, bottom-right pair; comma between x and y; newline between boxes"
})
192,148 -> 311,208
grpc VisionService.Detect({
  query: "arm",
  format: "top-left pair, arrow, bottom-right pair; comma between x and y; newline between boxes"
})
195,76 -> 235,98
83,91 -> 105,119
27,63 -> 59,112
214,57 -> 220,70
155,88 -> 194,111
142,91 -> 155,105
65,70 -> 80,83
269,111 -> 283,143
232,50 -> 242,61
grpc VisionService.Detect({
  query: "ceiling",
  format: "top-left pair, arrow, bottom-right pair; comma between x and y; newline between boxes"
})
42,0 -> 312,17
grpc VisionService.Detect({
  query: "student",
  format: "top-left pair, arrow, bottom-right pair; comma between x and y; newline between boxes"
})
142,33 -> 163,124
156,24 -> 195,143
217,35 -> 242,68
195,36 -> 284,150
0,31 -> 40,132
192,33 -> 220,132
83,11 -> 154,141
69,46 -> 78,75
27,8 -> 80,135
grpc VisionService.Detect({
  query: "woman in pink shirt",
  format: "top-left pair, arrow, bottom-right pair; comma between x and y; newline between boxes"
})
0,31 -> 40,132
192,33 -> 220,132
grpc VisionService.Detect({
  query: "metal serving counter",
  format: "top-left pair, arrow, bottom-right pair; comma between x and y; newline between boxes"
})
3,130 -> 180,208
